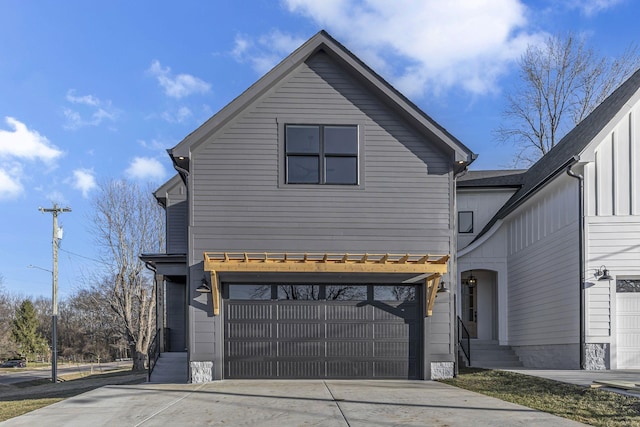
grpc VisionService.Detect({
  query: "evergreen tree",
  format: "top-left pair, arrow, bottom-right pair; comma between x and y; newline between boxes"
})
11,300 -> 47,361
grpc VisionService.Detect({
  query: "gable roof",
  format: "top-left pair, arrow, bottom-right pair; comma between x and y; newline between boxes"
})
471,67 -> 640,241
153,173 -> 184,208
168,30 -> 475,171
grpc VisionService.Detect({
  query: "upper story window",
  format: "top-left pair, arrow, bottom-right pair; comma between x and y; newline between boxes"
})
458,211 -> 474,233
285,124 -> 358,185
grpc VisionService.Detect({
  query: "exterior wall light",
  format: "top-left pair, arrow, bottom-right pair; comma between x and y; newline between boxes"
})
196,277 -> 212,293
595,266 -> 613,281
466,271 -> 477,287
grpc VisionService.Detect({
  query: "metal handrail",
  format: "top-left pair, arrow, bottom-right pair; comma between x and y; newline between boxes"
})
457,316 -> 471,366
147,329 -> 160,381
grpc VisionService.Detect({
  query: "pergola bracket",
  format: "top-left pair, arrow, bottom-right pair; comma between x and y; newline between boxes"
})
202,252 -> 449,316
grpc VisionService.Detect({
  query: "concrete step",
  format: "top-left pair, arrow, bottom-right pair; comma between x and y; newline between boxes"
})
472,353 -> 521,362
472,360 -> 524,368
158,352 -> 188,359
468,341 -> 523,369
149,352 -> 188,384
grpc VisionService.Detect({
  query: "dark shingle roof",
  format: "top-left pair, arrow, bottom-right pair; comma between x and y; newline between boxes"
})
458,170 -> 527,188
472,67 -> 640,241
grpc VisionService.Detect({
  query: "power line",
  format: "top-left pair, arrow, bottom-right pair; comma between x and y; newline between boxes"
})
59,247 -> 108,265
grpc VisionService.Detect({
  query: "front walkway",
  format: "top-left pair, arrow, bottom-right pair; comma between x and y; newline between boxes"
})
503,368 -> 640,397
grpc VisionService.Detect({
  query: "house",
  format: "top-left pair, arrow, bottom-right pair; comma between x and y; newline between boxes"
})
142,31 -> 475,382
457,68 -> 640,370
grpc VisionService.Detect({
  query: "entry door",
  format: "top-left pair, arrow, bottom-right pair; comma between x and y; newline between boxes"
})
462,284 -> 477,338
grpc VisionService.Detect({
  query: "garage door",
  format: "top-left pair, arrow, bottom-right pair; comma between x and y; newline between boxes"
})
616,279 -> 640,369
224,284 -> 421,379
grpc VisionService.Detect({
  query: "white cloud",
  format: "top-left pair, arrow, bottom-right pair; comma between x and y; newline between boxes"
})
71,168 -> 97,198
0,165 -> 23,200
276,0 -> 544,97
148,60 -> 211,98
125,157 -> 166,181
66,90 -> 100,106
137,138 -> 167,151
45,190 -> 68,205
63,90 -> 118,130
0,117 -> 63,162
568,0 -> 623,16
232,30 -> 307,74
161,106 -> 193,123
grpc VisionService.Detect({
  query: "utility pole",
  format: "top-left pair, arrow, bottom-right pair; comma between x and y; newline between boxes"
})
39,204 -> 71,384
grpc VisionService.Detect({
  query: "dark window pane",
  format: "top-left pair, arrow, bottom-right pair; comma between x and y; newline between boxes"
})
324,126 -> 358,154
373,285 -> 416,301
277,285 -> 320,300
458,211 -> 473,233
374,286 -> 416,301
325,156 -> 357,184
287,156 -> 319,183
617,279 -> 640,292
286,125 -> 319,153
228,284 -> 271,300
326,285 -> 367,300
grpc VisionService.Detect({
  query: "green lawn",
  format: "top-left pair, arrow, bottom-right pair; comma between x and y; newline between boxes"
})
442,368 -> 640,427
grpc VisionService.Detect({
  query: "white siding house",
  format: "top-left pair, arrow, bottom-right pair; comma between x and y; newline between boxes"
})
458,68 -> 640,370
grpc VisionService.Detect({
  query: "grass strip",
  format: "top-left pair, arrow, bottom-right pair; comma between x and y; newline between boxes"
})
441,368 -> 640,427
0,398 -> 65,421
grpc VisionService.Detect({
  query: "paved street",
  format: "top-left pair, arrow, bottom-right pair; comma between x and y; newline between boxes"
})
0,361 -> 132,386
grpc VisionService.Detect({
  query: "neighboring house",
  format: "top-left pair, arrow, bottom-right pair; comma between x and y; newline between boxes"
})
142,31 -> 475,382
457,68 -> 640,370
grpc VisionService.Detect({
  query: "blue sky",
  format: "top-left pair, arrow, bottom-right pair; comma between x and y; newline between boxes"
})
1,0 -> 639,299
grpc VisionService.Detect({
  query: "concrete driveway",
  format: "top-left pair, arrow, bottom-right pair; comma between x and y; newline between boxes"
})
0,380 -> 587,427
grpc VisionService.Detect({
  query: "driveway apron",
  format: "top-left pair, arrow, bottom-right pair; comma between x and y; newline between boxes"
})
0,380 -> 588,427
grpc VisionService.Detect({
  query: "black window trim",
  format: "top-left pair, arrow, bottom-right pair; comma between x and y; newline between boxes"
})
285,123 -> 359,185
458,210 -> 474,234
223,283 -> 418,302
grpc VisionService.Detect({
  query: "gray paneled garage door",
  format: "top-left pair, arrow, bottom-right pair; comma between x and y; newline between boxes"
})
224,284 -> 420,379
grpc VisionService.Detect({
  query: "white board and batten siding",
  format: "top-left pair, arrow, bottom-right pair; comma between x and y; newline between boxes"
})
583,101 -> 640,365
506,175 -> 580,346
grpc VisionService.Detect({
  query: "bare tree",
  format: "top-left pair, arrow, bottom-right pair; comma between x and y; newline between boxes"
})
88,180 -> 164,371
0,277 -> 21,359
496,33 -> 640,165
61,289 -> 123,362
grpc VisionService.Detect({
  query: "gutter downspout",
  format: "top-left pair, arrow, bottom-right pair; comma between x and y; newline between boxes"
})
452,164 -> 470,377
172,159 -> 192,376
566,156 -> 585,370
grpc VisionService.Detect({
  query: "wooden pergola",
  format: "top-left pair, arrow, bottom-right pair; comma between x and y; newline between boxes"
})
202,252 -> 449,316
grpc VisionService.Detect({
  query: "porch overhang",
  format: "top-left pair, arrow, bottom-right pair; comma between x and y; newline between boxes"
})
140,253 -> 187,277
203,252 -> 449,316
